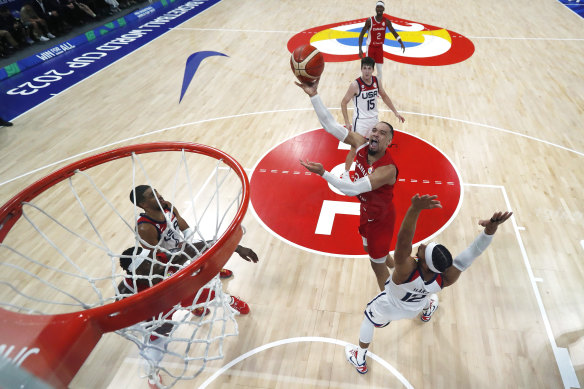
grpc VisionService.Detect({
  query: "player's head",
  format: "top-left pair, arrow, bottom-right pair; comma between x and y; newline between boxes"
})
361,56 -> 375,70
130,185 -> 165,211
120,246 -> 144,274
368,121 -> 394,155
417,242 -> 453,273
129,185 -> 151,208
375,1 -> 385,14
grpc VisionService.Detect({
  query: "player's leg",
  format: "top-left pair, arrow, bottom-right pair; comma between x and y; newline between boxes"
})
370,259 -> 390,291
359,230 -> 389,292
375,62 -> 383,83
366,214 -> 395,290
345,317 -> 373,374
346,291 -> 393,374
368,45 -> 384,83
385,254 -> 395,269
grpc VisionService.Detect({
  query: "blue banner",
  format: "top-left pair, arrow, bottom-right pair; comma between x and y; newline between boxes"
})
0,0 -> 220,120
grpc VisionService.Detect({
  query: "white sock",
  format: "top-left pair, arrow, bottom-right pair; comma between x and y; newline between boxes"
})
356,346 -> 368,364
359,317 -> 374,344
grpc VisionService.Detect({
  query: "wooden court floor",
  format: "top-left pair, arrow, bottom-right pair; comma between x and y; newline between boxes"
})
0,0 -> 583,388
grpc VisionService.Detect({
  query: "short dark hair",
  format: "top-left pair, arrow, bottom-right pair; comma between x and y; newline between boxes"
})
380,121 -> 394,138
361,56 -> 375,69
432,244 -> 453,273
120,246 -> 143,273
129,185 -> 150,207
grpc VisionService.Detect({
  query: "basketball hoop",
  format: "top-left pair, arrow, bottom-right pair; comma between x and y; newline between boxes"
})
0,142 -> 250,388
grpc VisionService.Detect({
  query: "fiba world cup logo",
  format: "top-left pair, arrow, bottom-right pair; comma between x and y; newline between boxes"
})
287,15 -> 474,66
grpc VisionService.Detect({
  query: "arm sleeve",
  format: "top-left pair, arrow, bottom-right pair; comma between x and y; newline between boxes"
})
310,95 -> 349,142
322,171 -> 372,196
453,230 -> 494,271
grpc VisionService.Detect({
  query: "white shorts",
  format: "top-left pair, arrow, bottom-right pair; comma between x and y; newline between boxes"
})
352,116 -> 377,138
364,292 -> 424,327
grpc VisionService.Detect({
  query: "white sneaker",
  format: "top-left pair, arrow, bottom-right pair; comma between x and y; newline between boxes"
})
345,344 -> 368,374
421,294 -> 438,322
47,33 -> 56,39
39,36 -> 49,41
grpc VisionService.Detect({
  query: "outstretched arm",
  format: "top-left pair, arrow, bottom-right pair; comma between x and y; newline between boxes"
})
300,159 -> 373,196
185,240 -> 259,263
442,211 -> 513,287
394,194 -> 442,267
378,83 -> 404,123
296,80 -> 366,149
386,18 -> 405,52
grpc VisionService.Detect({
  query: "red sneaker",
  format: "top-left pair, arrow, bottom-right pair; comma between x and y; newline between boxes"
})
192,307 -> 210,317
229,296 -> 250,314
219,268 -> 233,279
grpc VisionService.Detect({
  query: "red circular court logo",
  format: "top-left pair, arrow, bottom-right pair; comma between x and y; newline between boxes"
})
250,129 -> 463,256
287,15 -> 474,66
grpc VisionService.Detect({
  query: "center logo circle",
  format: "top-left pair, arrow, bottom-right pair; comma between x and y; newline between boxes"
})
250,129 -> 463,257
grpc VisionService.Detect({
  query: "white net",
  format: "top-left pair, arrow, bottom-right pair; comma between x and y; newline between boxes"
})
0,145 -> 247,388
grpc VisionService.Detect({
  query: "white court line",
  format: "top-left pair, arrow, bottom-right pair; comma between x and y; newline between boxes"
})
3,108 -> 582,187
194,181 -> 579,388
468,183 -> 580,389
197,337 -> 414,389
173,27 -> 584,41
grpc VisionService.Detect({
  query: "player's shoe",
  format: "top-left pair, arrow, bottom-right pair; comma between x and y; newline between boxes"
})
345,344 -> 368,374
421,294 -> 439,322
192,307 -> 210,317
229,296 -> 250,314
219,268 -> 233,279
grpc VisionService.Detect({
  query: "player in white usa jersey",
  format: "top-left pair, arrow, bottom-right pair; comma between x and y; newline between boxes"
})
345,193 -> 512,374
340,56 -> 404,177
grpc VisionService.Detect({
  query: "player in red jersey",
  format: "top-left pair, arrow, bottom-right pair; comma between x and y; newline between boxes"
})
297,79 -> 397,292
358,1 -> 405,82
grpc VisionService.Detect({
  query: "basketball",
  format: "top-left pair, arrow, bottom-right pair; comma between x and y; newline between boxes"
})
290,44 -> 325,84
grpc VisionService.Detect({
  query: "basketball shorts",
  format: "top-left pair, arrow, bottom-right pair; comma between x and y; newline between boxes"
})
352,116 -> 377,138
358,204 -> 396,259
364,292 -> 422,327
366,44 -> 384,64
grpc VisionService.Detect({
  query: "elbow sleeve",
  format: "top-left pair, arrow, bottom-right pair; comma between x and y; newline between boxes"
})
310,95 -> 349,142
453,230 -> 494,271
322,171 -> 372,196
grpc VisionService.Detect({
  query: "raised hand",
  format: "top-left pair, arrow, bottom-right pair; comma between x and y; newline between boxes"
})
294,79 -> 319,97
299,159 -> 325,176
479,211 -> 513,235
235,246 -> 259,263
411,194 -> 442,210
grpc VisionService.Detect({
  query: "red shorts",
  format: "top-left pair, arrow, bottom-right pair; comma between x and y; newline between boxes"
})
358,204 -> 395,259
366,44 -> 384,64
